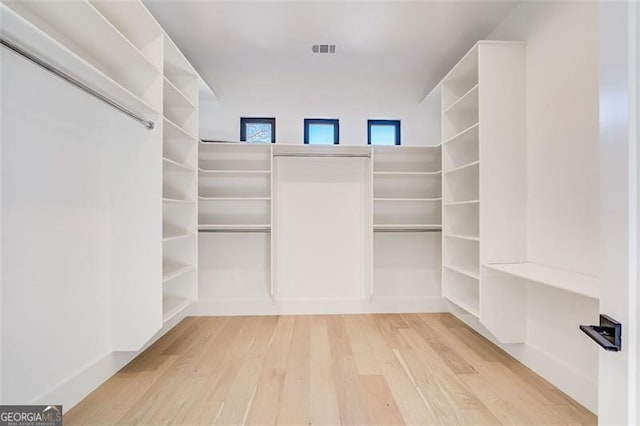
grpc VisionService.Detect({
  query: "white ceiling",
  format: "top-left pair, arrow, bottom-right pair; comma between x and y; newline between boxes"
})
144,0 -> 520,100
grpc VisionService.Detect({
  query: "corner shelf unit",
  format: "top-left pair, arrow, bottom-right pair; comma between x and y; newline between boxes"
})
441,41 -> 527,322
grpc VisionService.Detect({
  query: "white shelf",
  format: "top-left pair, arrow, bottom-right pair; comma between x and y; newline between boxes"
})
373,224 -> 442,231
444,294 -> 479,318
199,224 -> 271,231
163,197 -> 196,204
162,263 -> 193,282
163,231 -> 195,242
373,171 -> 441,176
443,122 -> 479,145
444,200 -> 480,207
444,84 -> 479,115
163,157 -> 194,173
199,197 -> 270,201
200,141 -> 272,151
273,144 -> 369,157
199,169 -> 271,175
374,198 -> 442,202
444,264 -> 479,280
0,4 -> 159,118
162,296 -> 193,323
444,160 -> 480,176
164,117 -> 196,141
485,262 -> 599,300
444,233 -> 480,242
7,1 -> 160,95
163,76 -> 195,109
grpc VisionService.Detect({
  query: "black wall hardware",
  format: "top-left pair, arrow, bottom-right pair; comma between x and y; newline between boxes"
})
580,314 -> 622,352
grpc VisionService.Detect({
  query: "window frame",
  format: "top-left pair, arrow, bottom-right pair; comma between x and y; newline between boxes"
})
367,119 -> 401,146
240,117 -> 276,144
304,118 -> 340,145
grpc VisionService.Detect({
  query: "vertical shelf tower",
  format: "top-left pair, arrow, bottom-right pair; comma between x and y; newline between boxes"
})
161,40 -> 200,323
441,41 -> 526,320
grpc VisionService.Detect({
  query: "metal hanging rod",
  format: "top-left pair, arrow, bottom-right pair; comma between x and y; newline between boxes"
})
374,228 -> 442,233
199,228 -> 271,233
273,153 -> 370,158
0,36 -> 155,130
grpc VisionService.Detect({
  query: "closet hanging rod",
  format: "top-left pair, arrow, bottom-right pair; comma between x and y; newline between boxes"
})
273,153 -> 371,158
374,228 -> 442,233
0,37 -> 155,130
199,228 -> 271,233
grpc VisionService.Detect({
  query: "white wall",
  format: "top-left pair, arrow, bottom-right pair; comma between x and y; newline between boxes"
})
489,1 -> 599,277
200,75 -> 438,146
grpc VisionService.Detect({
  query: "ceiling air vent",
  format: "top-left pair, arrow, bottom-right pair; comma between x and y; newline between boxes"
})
312,44 -> 336,54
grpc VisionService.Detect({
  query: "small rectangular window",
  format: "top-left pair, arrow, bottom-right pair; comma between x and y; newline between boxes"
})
240,117 -> 275,143
368,120 -> 400,145
304,119 -> 339,145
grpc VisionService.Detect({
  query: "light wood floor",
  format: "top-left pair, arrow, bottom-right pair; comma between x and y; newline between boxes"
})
65,314 -> 596,425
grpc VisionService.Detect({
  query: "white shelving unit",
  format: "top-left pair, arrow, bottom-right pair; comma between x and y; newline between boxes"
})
160,37 -> 200,323
371,145 -> 442,299
87,0 -> 206,327
441,41 -> 527,324
2,1 -> 212,351
198,142 -> 273,299
198,142 -> 273,229
372,146 -> 442,229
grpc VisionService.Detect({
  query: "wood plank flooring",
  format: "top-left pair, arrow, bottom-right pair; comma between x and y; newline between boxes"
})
65,314 -> 596,425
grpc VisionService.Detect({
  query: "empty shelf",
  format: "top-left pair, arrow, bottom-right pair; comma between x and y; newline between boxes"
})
164,117 -> 196,141
444,84 -> 479,115
444,264 -> 479,280
1,4 -> 159,118
199,168 -> 271,175
163,231 -> 195,242
162,263 -> 193,282
163,197 -> 196,204
485,262 -> 599,299
443,122 -> 479,145
444,200 -> 479,207
374,224 -> 441,231
199,224 -> 271,231
444,160 -> 480,176
444,233 -> 479,242
199,197 -> 270,201
162,296 -> 192,323
164,76 -> 195,109
444,294 -> 479,318
163,157 -> 194,173
374,198 -> 442,202
374,171 -> 441,176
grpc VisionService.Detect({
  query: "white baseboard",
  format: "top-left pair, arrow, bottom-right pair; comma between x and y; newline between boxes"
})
450,310 -> 597,414
193,296 -> 447,316
32,303 -> 193,411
